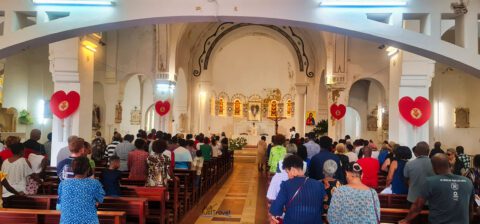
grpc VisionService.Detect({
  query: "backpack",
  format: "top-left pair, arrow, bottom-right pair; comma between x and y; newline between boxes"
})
91,138 -> 107,162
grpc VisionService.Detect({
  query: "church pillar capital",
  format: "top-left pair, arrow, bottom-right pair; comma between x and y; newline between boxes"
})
295,83 -> 308,95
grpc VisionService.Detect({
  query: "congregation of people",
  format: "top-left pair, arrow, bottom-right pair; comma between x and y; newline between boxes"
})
261,130 -> 480,224
0,128 -> 232,223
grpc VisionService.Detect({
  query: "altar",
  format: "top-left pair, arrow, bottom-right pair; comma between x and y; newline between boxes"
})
232,121 -> 275,145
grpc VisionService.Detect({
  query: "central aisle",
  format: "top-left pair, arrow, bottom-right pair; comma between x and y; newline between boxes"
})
195,148 -> 268,224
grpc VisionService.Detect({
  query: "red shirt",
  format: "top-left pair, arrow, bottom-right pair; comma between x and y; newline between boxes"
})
0,148 -> 13,161
357,157 -> 379,188
127,149 -> 149,180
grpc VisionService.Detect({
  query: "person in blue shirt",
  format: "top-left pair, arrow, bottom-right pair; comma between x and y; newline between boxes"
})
307,136 -> 346,184
269,154 -> 325,224
100,155 -> 122,197
58,156 -> 105,224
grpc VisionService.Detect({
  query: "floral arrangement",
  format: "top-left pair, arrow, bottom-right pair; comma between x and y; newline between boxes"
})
18,109 -> 34,125
229,137 -> 247,150
313,119 -> 328,137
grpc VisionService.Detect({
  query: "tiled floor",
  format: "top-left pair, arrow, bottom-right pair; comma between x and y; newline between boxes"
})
195,151 -> 267,224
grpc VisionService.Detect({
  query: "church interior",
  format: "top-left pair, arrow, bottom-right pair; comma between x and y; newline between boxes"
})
0,0 -> 479,223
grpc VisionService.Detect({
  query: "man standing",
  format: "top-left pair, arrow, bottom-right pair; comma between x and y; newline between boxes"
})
404,141 -> 435,204
456,146 -> 470,169
57,136 -> 78,164
308,136 -> 345,183
400,154 -> 475,224
91,131 -> 107,163
105,133 -> 122,160
23,129 -> 46,155
429,141 -> 444,158
57,138 -> 85,180
114,134 -> 135,171
304,132 -> 320,160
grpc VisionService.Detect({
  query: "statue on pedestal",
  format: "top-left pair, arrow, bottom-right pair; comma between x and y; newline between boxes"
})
249,122 -> 258,136
115,102 -> 122,124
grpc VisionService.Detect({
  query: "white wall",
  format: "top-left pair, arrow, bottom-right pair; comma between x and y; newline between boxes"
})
3,46 -> 53,142
120,75 -> 142,135
430,63 -> 480,155
208,35 -> 296,136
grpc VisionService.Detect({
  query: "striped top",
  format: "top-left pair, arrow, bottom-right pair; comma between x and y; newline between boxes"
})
105,141 -> 120,159
269,176 -> 325,224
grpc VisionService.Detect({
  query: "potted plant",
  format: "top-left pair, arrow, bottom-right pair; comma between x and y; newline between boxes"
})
229,137 -> 247,150
313,119 -> 328,137
18,110 -> 34,125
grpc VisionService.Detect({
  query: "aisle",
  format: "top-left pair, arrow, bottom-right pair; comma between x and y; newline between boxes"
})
195,148 -> 268,224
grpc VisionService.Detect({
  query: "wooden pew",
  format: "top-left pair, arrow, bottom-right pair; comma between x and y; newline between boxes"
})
380,208 -> 428,224
5,195 -> 147,224
0,208 -> 126,224
378,194 -> 410,209
121,186 -> 168,224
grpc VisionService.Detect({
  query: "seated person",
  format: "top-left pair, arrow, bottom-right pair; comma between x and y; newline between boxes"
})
100,156 -> 122,197
174,138 -> 192,169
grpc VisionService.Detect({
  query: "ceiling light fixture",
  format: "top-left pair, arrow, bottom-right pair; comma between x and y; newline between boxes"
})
321,0 -> 407,7
32,0 -> 113,6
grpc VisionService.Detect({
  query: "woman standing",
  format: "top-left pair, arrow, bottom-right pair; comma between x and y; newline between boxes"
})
446,148 -> 466,175
257,136 -> 267,171
1,143 -> 32,199
386,146 -> 412,194
146,140 -> 171,187
269,155 -> 325,224
268,135 -> 287,174
127,139 -> 149,180
321,160 -> 342,216
200,137 -> 212,162
58,157 -> 105,224
327,162 -> 381,223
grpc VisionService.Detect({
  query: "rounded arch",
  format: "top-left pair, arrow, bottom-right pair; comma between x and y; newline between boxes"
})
191,23 -> 315,78
345,106 -> 361,139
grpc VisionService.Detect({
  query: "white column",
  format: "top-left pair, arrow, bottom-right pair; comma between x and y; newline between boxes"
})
49,37 -> 94,165
295,83 -> 307,137
197,81 -> 211,134
389,51 -> 434,148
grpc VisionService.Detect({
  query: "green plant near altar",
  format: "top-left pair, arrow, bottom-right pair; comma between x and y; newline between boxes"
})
18,109 -> 34,125
229,137 -> 247,150
313,119 -> 328,137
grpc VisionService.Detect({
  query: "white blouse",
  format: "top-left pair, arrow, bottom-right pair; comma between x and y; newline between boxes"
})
1,158 -> 33,197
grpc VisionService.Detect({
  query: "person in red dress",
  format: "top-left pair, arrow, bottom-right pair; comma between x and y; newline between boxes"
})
357,146 -> 379,188
127,139 -> 149,180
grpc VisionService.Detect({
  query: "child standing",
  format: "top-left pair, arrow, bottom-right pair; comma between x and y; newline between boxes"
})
100,156 -> 122,197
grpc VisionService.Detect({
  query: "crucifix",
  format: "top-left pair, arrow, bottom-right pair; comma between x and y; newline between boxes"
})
267,115 -> 286,135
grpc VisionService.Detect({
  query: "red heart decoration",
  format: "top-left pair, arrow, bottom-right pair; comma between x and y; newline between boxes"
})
330,104 -> 346,120
398,96 -> 431,127
50,91 -> 80,119
155,101 -> 170,117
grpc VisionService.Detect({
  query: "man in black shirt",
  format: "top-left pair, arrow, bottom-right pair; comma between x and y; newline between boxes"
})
23,129 -> 46,155
429,141 -> 445,158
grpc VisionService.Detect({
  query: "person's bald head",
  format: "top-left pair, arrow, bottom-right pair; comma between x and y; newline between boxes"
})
363,146 -> 372,158
30,129 -> 41,141
415,141 -> 430,156
431,153 -> 450,175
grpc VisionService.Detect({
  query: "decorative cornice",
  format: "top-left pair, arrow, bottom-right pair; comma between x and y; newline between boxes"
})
193,22 -> 314,78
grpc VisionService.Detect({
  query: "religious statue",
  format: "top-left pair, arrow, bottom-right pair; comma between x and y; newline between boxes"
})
234,99 -> 241,116
248,102 -> 261,121
219,98 -> 224,115
249,122 -> 258,136
269,100 -> 278,117
92,104 -> 101,130
178,113 -> 187,132
115,102 -> 122,124
286,100 -> 292,117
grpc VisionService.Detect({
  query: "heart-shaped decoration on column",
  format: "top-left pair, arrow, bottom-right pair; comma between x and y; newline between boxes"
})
330,104 -> 346,120
398,96 -> 431,127
155,101 -> 171,117
50,90 -> 81,119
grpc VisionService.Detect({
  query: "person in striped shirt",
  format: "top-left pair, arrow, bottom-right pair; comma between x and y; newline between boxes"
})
105,133 -> 122,161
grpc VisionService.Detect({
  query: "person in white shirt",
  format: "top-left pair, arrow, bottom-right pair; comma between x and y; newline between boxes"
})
211,138 -> 222,158
1,143 -> 33,197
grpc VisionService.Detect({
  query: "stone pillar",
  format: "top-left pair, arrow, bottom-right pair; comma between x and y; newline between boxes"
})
49,37 -> 94,165
295,83 -> 307,137
389,51 -> 434,148
197,81 -> 211,134
327,88 -> 346,140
